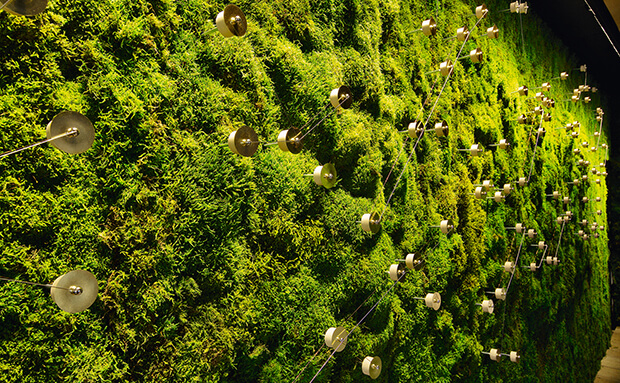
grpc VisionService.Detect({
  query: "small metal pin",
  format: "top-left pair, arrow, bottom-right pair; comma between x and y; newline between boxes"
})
424,60 -> 454,77
488,139 -> 510,150
511,85 -> 528,96
456,47 -> 483,63
457,144 -> 484,156
409,18 -> 438,37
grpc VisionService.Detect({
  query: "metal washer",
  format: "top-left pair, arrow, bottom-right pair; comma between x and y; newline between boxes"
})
46,111 -> 95,154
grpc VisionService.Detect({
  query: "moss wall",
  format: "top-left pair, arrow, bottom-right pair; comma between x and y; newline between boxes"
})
0,0 -> 611,381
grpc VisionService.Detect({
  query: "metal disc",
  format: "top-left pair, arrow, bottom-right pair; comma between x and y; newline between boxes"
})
421,18 -> 437,36
407,120 -> 424,138
405,253 -> 424,270
319,162 -> 337,189
457,26 -> 469,41
434,120 -> 449,137
490,348 -> 501,361
324,326 -> 348,352
228,126 -> 258,157
482,299 -> 494,314
425,292 -> 441,310
493,191 -> 503,203
475,4 -> 488,19
470,144 -> 482,157
469,48 -> 483,63
362,356 -> 382,379
546,256 -> 553,265
439,219 -> 453,234
46,111 -> 95,154
486,25 -> 499,39
361,212 -> 381,234
495,288 -> 506,300
515,223 -> 524,233
276,127 -> 303,154
510,351 -> 520,363
4,0 -> 47,16
329,85 -> 353,109
388,263 -> 405,282
481,180 -> 493,191
439,60 -> 453,76
215,4 -> 247,37
502,183 -> 512,195
50,270 -> 98,313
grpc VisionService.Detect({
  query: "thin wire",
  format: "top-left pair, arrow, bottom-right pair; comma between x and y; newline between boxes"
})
596,115 -> 603,147
506,232 -> 525,292
0,0 -> 15,11
526,114 -> 544,182
553,220 -> 566,258
583,0 -> 620,58
299,102 -> 333,134
299,96 -> 349,141
308,272 -> 406,383
383,77 -> 440,186
292,284 -> 381,383
0,130 -> 76,160
291,286 -> 380,383
380,133 -> 424,220
537,243 -> 550,268
379,16 -> 486,220
0,276 -> 70,291
291,345 -> 326,383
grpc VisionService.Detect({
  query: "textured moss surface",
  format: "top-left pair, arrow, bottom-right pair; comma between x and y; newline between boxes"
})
0,0 -> 610,382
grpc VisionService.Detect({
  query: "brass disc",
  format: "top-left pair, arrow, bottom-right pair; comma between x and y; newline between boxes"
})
457,26 -> 469,41
439,219 -> 453,234
228,126 -> 258,157
469,47 -> 483,63
361,211 -> 381,234
319,162 -> 337,189
475,4 -> 488,19
490,348 -> 501,361
482,299 -> 494,314
486,25 -> 499,39
425,292 -> 441,310
407,120 -> 424,138
405,253 -> 424,270
215,4 -> 247,37
439,60 -> 453,76
329,85 -> 353,109
4,0 -> 47,16
421,18 -> 437,36
46,111 -> 95,154
324,326 -> 348,352
362,356 -> 382,379
434,120 -> 449,137
276,127 -> 303,154
388,263 -> 405,282
50,270 -> 98,313
495,288 -> 506,300
510,351 -> 520,363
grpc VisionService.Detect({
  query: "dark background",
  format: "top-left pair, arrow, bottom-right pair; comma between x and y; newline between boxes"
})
531,0 -> 620,326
